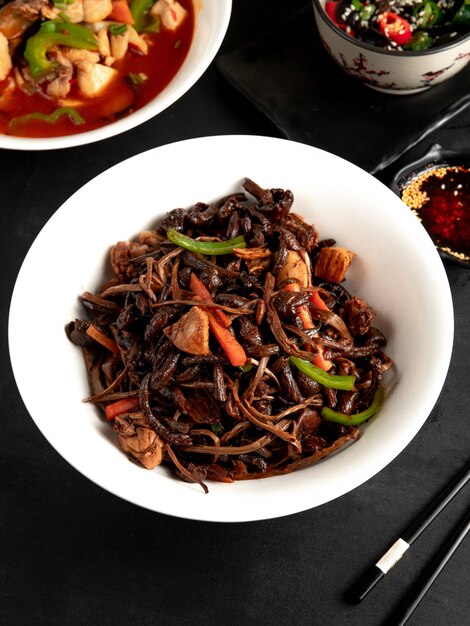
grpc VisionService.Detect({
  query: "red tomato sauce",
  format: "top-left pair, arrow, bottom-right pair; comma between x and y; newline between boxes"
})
0,0 -> 194,138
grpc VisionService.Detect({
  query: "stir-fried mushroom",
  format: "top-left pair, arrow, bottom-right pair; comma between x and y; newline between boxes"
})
114,412 -> 164,469
315,247 -> 356,283
67,178 -> 392,492
163,306 -> 210,355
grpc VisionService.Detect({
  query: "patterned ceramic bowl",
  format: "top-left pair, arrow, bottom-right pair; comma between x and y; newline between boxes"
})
312,0 -> 470,95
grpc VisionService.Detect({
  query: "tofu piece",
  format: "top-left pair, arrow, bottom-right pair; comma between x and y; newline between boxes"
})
77,62 -> 118,97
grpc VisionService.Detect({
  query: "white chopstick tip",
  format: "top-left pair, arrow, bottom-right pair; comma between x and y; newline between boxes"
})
376,538 -> 410,574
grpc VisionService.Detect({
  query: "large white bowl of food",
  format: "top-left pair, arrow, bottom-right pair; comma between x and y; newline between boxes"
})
0,0 -> 231,149
8,135 -> 454,522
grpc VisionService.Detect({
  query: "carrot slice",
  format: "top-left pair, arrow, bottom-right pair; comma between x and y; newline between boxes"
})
86,324 -> 120,354
109,1 -> 134,24
284,283 -> 332,370
206,310 -> 247,367
105,397 -> 140,420
189,273 -> 232,328
311,345 -> 332,372
284,282 -> 315,330
310,290 -> 330,311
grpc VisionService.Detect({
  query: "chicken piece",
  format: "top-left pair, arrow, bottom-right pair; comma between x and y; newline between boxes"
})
276,250 -> 308,288
138,230 -> 162,247
233,247 -> 272,261
314,247 -> 356,283
114,412 -> 164,470
111,240 -> 152,280
77,61 -> 118,97
284,213 -> 319,252
151,0 -> 187,30
97,27 -> 111,57
83,0 -> 112,23
42,0 -> 84,22
233,246 -> 272,274
46,62 -> 73,98
0,8 -> 29,40
0,32 -> 12,81
61,0 -> 85,22
12,0 -> 49,19
127,24 -> 148,55
164,306 -> 211,355
2,0 -> 52,36
110,30 -> 129,60
344,296 -> 375,336
62,48 -> 100,68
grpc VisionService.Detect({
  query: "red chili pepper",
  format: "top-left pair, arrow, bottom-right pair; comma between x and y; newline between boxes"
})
325,1 -> 355,35
378,11 -> 412,46
325,1 -> 338,21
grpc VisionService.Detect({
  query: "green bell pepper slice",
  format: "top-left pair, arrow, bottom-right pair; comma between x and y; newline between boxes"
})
130,0 -> 154,32
24,20 -> 98,79
321,386 -> 385,425
9,106 -> 85,128
166,228 -> 246,255
288,356 -> 356,391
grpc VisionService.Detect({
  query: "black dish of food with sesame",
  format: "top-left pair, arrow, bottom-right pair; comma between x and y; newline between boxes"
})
325,0 -> 470,51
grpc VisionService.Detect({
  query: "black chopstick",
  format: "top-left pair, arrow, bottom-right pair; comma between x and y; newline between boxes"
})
347,459 -> 470,604
392,508 -> 470,626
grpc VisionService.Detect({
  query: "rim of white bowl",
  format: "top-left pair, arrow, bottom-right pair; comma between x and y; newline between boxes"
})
312,0 -> 470,57
0,0 -> 232,151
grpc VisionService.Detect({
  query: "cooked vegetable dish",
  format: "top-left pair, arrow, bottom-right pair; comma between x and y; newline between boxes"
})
66,178 -> 393,492
0,0 -> 193,137
325,0 -> 470,50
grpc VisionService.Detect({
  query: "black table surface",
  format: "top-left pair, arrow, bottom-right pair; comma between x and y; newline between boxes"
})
2,2 -> 469,625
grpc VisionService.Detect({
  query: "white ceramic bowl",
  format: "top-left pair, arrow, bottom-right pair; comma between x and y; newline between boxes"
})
0,0 -> 232,150
312,0 -> 470,94
9,135 -> 454,522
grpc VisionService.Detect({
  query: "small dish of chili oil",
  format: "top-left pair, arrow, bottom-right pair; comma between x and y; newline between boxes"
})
391,144 -> 470,267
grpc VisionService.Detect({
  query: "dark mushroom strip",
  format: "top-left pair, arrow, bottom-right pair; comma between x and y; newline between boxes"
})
233,428 -> 360,480
140,375 -> 192,446
272,357 -> 303,403
66,178 -> 392,491
213,365 -> 226,403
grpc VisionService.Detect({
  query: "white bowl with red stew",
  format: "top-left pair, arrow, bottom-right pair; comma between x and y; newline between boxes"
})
312,0 -> 470,94
0,0 -> 231,148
